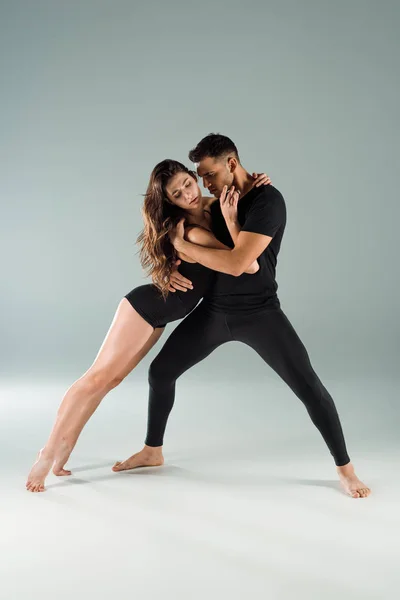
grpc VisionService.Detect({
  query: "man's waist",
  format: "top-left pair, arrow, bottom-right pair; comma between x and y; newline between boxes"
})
202,292 -> 280,313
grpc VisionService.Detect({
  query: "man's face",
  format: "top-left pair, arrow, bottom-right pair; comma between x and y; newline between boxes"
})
196,156 -> 234,198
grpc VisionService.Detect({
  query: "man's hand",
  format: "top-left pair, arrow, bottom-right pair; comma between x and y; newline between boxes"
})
168,217 -> 186,252
252,172 -> 271,187
167,260 -> 194,293
220,185 -> 240,225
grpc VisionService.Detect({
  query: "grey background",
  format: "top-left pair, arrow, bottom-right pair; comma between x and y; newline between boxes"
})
1,0 -> 399,381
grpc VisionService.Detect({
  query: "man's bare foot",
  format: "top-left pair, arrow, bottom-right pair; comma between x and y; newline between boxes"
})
26,448 -> 53,492
112,445 -> 164,472
337,462 -> 371,498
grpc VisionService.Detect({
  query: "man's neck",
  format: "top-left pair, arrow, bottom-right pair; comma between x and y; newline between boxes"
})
232,167 -> 255,198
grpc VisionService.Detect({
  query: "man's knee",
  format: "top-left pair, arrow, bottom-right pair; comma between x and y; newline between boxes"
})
292,368 -> 331,406
148,355 -> 176,389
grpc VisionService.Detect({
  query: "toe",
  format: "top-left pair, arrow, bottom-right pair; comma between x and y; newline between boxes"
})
117,461 -> 130,471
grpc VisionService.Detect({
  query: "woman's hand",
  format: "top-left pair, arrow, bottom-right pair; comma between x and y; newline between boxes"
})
220,185 -> 240,225
252,172 -> 271,187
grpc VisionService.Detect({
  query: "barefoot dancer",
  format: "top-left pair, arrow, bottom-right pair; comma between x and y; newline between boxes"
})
26,159 -> 270,492
114,134 -> 370,499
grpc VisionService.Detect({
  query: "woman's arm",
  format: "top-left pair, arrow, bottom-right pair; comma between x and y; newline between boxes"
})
184,226 -> 259,274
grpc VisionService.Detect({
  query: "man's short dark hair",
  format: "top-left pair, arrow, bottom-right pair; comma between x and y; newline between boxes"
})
188,133 -> 240,163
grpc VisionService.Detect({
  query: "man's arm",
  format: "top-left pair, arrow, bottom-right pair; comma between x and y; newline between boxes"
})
175,230 -> 272,277
170,187 -> 285,277
223,220 -> 259,274
184,226 -> 260,275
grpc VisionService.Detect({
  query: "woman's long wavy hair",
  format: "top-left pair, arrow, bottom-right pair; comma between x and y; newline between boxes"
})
136,159 -> 198,299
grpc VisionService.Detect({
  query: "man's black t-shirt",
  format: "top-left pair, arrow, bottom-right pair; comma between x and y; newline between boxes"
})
204,185 -> 287,313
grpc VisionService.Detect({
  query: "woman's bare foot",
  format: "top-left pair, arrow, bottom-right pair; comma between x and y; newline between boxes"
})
26,440 -> 73,492
26,448 -> 54,492
112,445 -> 164,472
52,439 -> 72,477
337,462 -> 371,498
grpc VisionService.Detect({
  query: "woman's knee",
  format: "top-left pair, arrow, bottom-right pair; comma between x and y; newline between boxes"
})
84,368 -> 124,394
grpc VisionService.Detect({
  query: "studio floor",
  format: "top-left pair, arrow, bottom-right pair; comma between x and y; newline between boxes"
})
1,377 -> 399,600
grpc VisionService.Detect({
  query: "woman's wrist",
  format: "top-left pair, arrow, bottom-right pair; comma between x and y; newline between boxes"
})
175,238 -> 187,253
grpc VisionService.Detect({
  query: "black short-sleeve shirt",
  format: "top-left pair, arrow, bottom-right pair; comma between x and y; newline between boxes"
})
204,185 -> 286,313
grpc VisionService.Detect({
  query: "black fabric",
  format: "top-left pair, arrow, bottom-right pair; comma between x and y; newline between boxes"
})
205,185 -> 286,313
124,260 -> 215,329
145,302 -> 351,467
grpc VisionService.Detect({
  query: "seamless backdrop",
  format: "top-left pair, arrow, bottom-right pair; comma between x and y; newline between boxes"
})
1,0 -> 399,382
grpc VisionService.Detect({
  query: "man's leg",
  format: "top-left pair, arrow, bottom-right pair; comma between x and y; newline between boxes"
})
112,303 -> 232,471
230,308 -> 370,498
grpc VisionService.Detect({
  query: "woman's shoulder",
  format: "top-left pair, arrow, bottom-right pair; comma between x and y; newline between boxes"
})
184,223 -> 212,242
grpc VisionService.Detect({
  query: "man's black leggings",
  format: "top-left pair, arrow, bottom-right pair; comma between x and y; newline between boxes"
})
145,301 -> 350,467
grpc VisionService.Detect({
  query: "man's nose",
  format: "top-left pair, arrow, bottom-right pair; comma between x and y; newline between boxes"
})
203,177 -> 210,189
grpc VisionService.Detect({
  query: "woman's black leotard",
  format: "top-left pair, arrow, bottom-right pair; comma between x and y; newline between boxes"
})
124,259 -> 215,329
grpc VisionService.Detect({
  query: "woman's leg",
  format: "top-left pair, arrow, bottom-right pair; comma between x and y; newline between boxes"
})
26,298 -> 164,492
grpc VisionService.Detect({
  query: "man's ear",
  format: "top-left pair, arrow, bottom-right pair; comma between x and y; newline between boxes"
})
227,156 -> 238,173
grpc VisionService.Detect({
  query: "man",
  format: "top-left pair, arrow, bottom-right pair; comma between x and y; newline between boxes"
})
114,134 -> 370,499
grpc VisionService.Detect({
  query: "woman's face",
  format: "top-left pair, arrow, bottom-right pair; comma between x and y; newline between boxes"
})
165,172 -> 202,210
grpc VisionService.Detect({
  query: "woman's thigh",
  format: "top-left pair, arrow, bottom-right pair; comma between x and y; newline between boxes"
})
83,298 -> 163,384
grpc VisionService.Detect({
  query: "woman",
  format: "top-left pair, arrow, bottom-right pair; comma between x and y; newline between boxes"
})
26,159 -> 271,492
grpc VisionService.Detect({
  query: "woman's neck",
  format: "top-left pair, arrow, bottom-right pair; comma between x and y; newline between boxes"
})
184,195 -> 211,225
